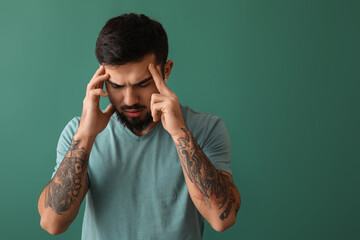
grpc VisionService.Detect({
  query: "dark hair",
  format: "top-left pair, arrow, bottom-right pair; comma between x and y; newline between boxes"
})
95,13 -> 168,69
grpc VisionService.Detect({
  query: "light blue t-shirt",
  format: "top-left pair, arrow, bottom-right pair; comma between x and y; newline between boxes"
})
52,105 -> 232,240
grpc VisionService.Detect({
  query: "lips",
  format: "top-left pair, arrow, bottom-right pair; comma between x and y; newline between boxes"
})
125,109 -> 143,117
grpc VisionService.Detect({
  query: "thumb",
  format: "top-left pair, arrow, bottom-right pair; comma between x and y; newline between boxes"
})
103,104 -> 115,118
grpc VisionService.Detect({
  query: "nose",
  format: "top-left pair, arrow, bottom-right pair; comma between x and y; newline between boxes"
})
123,87 -> 139,106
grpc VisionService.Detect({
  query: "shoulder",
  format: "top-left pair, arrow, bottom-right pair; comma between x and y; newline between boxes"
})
180,105 -> 228,145
181,105 -> 222,127
60,116 -> 81,138
56,116 -> 80,153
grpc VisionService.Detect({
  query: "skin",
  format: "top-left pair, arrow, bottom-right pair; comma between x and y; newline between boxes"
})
102,53 -> 175,136
38,53 -> 241,235
145,55 -> 241,231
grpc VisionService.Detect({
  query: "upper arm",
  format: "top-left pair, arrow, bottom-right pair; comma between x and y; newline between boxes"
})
201,117 -> 232,174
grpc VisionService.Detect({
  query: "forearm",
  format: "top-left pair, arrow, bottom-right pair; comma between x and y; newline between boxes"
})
38,133 -> 94,235
173,128 -> 241,232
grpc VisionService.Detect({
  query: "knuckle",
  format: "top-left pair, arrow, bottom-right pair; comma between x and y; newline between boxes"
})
170,92 -> 178,98
151,93 -> 158,102
169,95 -> 177,102
89,89 -> 97,97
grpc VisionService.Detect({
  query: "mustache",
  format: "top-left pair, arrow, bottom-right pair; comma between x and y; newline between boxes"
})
120,104 -> 146,111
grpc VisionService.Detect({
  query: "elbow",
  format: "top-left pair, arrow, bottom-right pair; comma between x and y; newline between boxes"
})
210,197 -> 241,232
40,216 -> 69,236
210,217 -> 236,232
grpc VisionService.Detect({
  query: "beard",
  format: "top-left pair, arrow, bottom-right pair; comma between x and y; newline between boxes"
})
110,100 -> 153,132
116,108 -> 153,132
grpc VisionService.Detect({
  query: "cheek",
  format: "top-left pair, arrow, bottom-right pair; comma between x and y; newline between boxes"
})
107,91 -> 124,107
141,87 -> 158,105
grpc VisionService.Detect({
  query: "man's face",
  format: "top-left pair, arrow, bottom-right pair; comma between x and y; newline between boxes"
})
103,53 -> 168,133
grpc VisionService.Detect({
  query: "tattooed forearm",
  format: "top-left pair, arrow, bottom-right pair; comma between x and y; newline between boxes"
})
176,128 -> 239,221
45,139 -> 89,214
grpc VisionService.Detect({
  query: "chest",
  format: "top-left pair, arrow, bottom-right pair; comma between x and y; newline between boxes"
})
87,133 -> 183,203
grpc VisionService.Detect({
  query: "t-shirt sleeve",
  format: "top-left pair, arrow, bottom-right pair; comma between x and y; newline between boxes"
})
51,117 -> 89,184
201,117 -> 232,175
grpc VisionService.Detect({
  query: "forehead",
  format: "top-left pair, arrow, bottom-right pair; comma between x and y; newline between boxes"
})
104,53 -> 156,84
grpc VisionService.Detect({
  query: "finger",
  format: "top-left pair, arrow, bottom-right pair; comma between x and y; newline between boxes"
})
150,93 -> 166,106
93,65 -> 105,79
148,63 -> 170,95
150,93 -> 167,121
151,105 -> 160,122
87,65 -> 107,88
87,73 -> 110,93
103,103 -> 115,118
88,88 -> 108,99
151,102 -> 164,122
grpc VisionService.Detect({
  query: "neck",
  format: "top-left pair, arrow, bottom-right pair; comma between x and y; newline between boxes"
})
131,120 -> 159,136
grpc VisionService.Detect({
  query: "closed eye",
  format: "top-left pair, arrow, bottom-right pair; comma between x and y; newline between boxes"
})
106,77 -> 152,89
138,82 -> 150,88
106,80 -> 123,89
111,83 -> 123,89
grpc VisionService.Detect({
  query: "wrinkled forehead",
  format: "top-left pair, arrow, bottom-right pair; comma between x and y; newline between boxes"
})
104,54 -> 156,85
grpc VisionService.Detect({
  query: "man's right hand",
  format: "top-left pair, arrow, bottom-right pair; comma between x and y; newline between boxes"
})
39,66 -> 113,235
77,65 -> 115,139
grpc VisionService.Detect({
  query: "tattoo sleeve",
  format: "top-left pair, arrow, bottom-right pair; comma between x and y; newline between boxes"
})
44,139 -> 89,214
175,128 -> 240,221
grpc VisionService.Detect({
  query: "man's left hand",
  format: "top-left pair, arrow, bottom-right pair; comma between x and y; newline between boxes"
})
148,63 -> 187,137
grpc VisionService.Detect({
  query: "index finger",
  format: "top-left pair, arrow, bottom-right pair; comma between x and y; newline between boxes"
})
148,63 -> 170,94
87,66 -> 110,92
93,65 -> 105,78
88,65 -> 105,85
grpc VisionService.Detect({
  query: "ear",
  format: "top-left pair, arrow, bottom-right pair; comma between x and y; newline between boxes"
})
164,59 -> 174,81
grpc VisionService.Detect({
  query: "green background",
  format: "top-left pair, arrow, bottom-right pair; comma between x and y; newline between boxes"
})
0,0 -> 359,239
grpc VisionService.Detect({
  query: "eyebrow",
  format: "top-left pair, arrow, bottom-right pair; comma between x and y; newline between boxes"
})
106,76 -> 153,88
